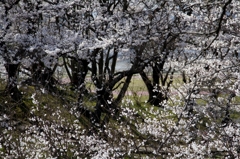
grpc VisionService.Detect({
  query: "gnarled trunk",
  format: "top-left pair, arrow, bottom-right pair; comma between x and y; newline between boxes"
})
140,71 -> 166,107
5,63 -> 29,113
31,61 -> 57,92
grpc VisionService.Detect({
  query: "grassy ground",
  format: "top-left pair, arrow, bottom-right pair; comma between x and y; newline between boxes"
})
1,75 -> 240,158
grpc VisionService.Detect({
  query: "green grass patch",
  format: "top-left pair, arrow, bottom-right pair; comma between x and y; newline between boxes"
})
196,99 -> 207,106
233,96 -> 240,104
230,110 -> 240,121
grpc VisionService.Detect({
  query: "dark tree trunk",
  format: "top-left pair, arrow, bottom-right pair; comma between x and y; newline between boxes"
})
5,63 -> 29,113
77,59 -> 89,106
148,87 -> 165,106
31,61 -> 57,92
92,86 -> 113,125
32,62 -> 42,83
151,66 -> 166,106
89,46 -> 145,126
63,57 -> 88,89
89,48 -> 115,126
140,71 -> 165,107
70,59 -> 79,87
70,58 -> 88,89
5,63 -> 21,101
139,35 -> 177,106
41,67 -> 57,92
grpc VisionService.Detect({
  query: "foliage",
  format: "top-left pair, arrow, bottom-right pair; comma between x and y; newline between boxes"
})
0,0 -> 240,158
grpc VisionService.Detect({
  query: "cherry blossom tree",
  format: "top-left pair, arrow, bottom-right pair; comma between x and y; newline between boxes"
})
0,0 -> 240,158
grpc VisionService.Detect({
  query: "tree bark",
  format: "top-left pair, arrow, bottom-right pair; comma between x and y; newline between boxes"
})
140,67 -> 166,107
31,61 -> 57,92
5,63 -> 29,113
